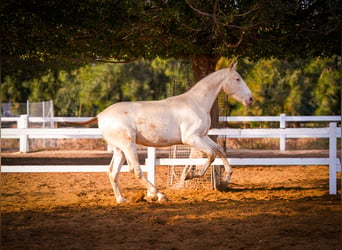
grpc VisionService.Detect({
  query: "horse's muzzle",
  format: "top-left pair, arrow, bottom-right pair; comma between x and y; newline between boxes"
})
244,96 -> 254,107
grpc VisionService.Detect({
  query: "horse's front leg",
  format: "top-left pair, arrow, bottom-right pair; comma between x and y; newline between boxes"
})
183,136 -> 216,179
184,135 -> 233,184
205,136 -> 233,184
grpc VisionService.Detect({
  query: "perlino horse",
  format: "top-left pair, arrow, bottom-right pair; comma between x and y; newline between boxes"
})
68,62 -> 253,203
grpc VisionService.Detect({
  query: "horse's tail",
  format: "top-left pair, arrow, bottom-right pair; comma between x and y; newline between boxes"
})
64,117 -> 98,127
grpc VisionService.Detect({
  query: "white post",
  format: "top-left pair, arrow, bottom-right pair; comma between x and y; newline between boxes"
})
18,114 -> 29,153
328,122 -> 337,194
26,100 -> 30,116
146,147 -> 156,185
279,113 -> 286,151
42,101 -> 46,128
48,100 -> 55,148
42,101 -> 46,148
50,100 -> 54,128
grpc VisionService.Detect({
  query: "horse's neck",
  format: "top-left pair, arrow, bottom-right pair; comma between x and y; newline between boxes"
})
184,70 -> 225,113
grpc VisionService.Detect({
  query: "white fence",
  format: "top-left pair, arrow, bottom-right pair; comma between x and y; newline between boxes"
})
1,114 -> 341,194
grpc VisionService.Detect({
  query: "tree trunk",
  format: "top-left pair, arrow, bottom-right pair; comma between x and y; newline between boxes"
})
188,55 -> 221,167
191,54 -> 221,128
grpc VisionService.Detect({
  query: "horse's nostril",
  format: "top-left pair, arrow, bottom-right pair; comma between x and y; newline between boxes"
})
250,97 -> 254,103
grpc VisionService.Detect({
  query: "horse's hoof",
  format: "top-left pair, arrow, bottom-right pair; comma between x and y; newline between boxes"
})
172,182 -> 185,189
185,170 -> 197,180
219,178 -> 230,188
157,193 -> 169,202
216,182 -> 230,192
216,173 -> 232,191
223,172 -> 232,183
146,190 -> 155,198
116,197 -> 128,204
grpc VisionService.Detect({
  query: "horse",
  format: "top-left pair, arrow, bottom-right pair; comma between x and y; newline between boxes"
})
68,62 -> 253,203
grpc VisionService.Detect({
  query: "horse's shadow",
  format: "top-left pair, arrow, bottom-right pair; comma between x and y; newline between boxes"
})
226,185 -> 323,193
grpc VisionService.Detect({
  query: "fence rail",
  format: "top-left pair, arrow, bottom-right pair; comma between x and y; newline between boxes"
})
220,114 -> 341,122
2,114 -> 340,151
1,114 -> 341,194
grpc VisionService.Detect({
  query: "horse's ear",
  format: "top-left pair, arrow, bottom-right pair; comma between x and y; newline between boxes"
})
229,61 -> 238,71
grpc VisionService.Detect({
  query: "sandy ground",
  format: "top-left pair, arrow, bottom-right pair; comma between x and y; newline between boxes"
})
1,150 -> 341,249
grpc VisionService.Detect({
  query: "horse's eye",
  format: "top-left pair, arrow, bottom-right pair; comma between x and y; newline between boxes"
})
236,78 -> 240,82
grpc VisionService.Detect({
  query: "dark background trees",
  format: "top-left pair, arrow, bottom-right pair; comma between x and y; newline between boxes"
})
2,1 -> 340,68
2,57 -> 340,117
1,0 -> 341,118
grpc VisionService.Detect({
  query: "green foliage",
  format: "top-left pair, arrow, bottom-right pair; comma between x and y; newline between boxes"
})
225,56 -> 341,116
312,59 -> 341,115
2,0 -> 340,78
2,57 -> 340,117
2,0 -> 340,129
1,58 -> 193,116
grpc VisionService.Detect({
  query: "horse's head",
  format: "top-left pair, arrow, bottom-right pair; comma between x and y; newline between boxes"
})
222,62 -> 254,107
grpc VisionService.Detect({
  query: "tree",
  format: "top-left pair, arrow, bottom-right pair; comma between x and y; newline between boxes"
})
2,1 -> 340,64
2,0 -> 341,124
1,58 -> 193,116
312,58 -> 341,115
221,56 -> 341,117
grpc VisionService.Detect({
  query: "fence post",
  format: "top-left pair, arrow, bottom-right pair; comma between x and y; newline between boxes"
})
49,100 -> 54,128
26,100 -> 30,116
18,114 -> 29,153
328,122 -> 337,194
42,101 -> 46,128
279,113 -> 286,151
146,147 -> 156,185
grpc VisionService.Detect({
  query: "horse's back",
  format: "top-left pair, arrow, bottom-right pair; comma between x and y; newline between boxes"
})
98,100 -> 183,147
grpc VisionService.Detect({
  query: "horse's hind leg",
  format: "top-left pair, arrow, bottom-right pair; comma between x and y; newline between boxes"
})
122,144 -> 168,202
108,147 -> 127,203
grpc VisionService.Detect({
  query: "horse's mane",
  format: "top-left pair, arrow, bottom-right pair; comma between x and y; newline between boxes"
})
186,68 -> 227,94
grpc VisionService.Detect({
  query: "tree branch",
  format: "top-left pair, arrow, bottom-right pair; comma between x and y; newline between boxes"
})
64,56 -> 140,64
223,31 -> 245,48
185,0 -> 214,18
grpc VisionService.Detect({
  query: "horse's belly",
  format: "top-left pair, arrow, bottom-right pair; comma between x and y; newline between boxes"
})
136,123 -> 181,147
